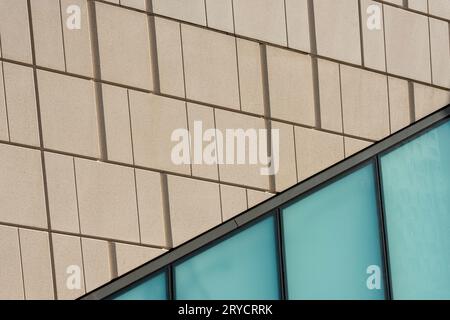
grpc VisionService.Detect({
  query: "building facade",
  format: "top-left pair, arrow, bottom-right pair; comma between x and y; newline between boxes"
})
83,105 -> 450,300
0,0 -> 449,299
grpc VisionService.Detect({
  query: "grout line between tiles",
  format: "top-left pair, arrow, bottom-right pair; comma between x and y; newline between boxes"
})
386,76 -> 392,133
146,0 -> 161,93
311,57 -> 322,128
179,23 -> 193,176
0,44 -> 11,141
212,108 -> 221,186
126,90 -> 136,166
87,0 -> 108,160
218,183 -> 224,223
160,174 -> 174,248
408,81 -> 416,122
231,0 -> 236,33
17,229 -> 27,300
72,158 -> 82,235
427,8 -> 434,84
26,0 -> 59,300
358,0 -> 365,67
234,37 -> 243,111
245,189 -> 249,210
292,125 -> 299,183
126,90 -> 142,244
203,0 -> 208,26
283,0 -> 289,48
178,23 -> 187,99
7,221 -> 171,250
307,0 -> 318,54
133,168 -> 143,244
58,0 -> 68,72
260,44 -> 276,193
381,4 -> 393,134
108,242 -> 119,279
79,237 -> 88,293
338,64 -> 347,156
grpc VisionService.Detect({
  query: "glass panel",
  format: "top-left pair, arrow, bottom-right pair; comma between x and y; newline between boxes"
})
174,215 -> 280,300
111,271 -> 168,300
282,164 -> 385,300
381,120 -> 450,299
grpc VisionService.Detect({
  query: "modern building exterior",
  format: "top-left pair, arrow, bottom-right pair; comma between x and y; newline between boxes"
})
84,105 -> 450,300
81,105 -> 450,300
0,0 -> 449,300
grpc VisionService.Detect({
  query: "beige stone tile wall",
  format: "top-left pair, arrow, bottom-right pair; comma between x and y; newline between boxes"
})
0,0 -> 449,299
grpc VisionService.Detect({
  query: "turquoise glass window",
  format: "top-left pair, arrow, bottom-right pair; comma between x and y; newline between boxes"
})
111,271 -> 168,300
174,215 -> 280,300
381,120 -> 450,299
282,164 -> 385,300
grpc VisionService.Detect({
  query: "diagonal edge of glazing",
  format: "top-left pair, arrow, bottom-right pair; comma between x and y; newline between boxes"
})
80,104 -> 450,300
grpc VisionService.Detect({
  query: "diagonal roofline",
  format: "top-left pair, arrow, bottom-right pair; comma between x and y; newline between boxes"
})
80,104 -> 450,300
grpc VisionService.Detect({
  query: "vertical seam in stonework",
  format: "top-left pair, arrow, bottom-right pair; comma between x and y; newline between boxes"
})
79,237 -> 88,293
58,0 -> 68,72
133,167 -> 143,244
17,229 -> 27,300
307,0 -> 318,54
231,0 -> 242,111
72,158 -> 82,234
26,0 -> 58,300
403,0 -> 409,8
179,24 -> 187,98
381,4 -> 392,133
179,24 -> 193,176
212,108 -> 221,185
235,38 -> 243,111
160,174 -> 174,248
259,44 -> 276,193
311,57 -> 322,128
292,126 -> 299,182
358,0 -> 366,67
203,0 -> 208,26
126,90 -> 142,244
427,12 -> 434,84
307,0 -> 321,129
408,81 -> 416,122
213,107 -> 224,223
107,242 -> 119,279
184,102 -> 193,176
218,183 -> 224,223
212,106 -> 223,217
231,0 -> 236,33
386,76 -> 392,133
0,36 -> 11,141
283,0 -> 289,47
87,0 -> 108,161
338,64 -> 346,156
146,0 -> 161,93
382,3 -> 389,72
127,90 -> 136,165
245,188 -> 249,209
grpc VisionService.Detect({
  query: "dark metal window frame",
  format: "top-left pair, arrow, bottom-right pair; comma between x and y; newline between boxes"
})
80,104 -> 450,300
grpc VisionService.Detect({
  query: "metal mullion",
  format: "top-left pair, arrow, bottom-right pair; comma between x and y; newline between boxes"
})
374,156 -> 393,300
167,265 -> 175,300
275,209 -> 288,300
